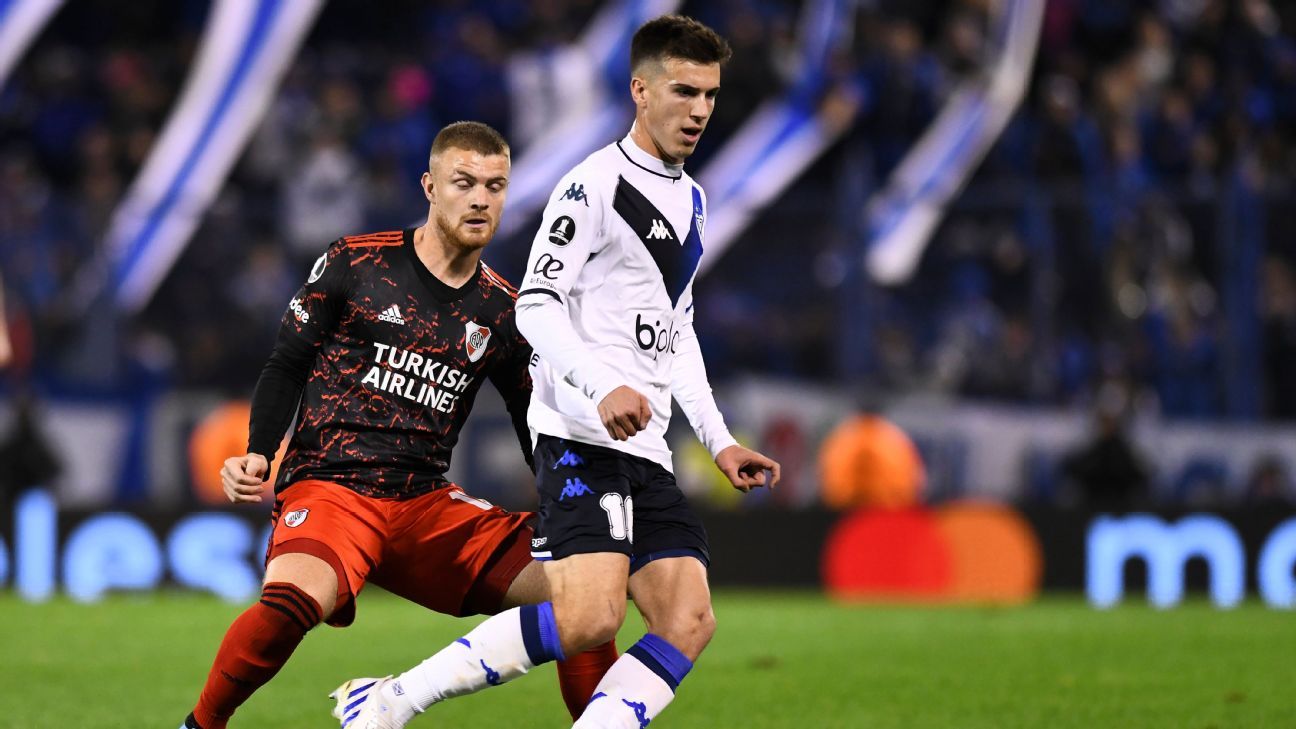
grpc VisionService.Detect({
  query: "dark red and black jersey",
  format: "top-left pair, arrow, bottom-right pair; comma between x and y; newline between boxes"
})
248,229 -> 532,500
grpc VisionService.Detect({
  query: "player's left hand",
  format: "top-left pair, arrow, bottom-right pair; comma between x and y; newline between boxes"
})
715,445 -> 781,493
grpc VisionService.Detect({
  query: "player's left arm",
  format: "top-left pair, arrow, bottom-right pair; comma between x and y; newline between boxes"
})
670,293 -> 780,492
488,313 -> 536,471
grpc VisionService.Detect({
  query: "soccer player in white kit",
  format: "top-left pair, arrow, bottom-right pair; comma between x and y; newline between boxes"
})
332,16 -> 780,728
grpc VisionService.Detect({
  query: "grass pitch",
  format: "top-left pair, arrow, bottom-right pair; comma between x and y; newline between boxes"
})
2,590 -> 1292,727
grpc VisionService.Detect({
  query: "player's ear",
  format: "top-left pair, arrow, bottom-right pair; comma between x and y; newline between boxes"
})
629,75 -> 648,108
421,171 -> 435,204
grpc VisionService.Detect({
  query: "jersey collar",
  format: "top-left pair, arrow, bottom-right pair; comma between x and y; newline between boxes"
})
617,130 -> 684,181
404,227 -> 481,303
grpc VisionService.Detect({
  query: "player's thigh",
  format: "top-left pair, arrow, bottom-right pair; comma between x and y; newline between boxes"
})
544,551 -> 632,634
628,556 -> 715,660
531,434 -> 637,562
538,552 -> 630,654
374,487 -> 533,617
264,553 -> 339,616
499,559 -> 550,609
266,479 -> 387,624
628,464 -> 711,574
544,551 -> 631,607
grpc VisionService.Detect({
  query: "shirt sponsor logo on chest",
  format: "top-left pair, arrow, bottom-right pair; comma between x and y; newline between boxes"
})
360,342 -> 475,414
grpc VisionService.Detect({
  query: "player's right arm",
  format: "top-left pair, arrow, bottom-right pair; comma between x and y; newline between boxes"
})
515,173 -> 651,440
225,240 -> 349,504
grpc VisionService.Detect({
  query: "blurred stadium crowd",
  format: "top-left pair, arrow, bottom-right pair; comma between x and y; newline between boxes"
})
2,1 -> 1296,508
830,0 -> 1296,423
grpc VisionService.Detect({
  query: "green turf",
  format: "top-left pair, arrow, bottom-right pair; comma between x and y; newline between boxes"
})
1,590 -> 1293,727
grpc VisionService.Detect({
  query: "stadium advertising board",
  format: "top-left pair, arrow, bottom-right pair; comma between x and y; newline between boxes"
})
1087,514 -> 1296,609
1,492 -> 1294,609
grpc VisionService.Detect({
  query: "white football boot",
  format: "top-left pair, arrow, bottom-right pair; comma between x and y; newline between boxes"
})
330,676 -> 407,729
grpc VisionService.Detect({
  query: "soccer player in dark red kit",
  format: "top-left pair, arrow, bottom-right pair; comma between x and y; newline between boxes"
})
180,122 -> 615,729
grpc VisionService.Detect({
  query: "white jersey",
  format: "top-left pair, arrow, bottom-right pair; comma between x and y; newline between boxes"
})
516,131 -> 737,471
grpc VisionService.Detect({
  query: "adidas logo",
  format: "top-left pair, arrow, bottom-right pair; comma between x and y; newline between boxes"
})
378,305 -> 405,325
647,219 -> 672,240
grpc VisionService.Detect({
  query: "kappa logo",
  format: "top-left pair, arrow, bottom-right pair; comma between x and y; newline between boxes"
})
622,699 -> 650,728
378,305 -> 405,325
284,509 -> 309,528
560,183 -> 589,207
553,449 -> 585,469
465,321 -> 492,363
647,219 -> 672,240
559,478 -> 593,501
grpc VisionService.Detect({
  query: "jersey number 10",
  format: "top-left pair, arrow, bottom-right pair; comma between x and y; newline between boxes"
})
599,494 -> 634,542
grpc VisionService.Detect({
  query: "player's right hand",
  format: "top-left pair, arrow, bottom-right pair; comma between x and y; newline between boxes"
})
597,386 -> 652,441
222,453 -> 269,504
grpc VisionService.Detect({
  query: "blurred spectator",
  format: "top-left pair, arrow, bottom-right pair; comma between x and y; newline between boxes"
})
1060,385 -> 1149,510
281,126 -> 366,267
818,401 -> 925,510
1261,256 -> 1296,418
1244,455 -> 1294,506
0,395 -> 62,515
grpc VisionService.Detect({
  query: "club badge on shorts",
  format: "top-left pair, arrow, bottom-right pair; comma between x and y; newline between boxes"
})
465,321 -> 492,363
284,509 -> 309,528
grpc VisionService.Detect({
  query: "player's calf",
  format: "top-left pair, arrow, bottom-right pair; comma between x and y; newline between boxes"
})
334,601 -> 568,726
333,554 -> 629,724
573,634 -> 694,729
629,554 -> 716,660
572,556 -> 714,726
185,582 -> 325,729
185,553 -> 340,728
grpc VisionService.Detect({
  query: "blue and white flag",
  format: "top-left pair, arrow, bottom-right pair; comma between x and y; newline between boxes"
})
104,0 -> 324,313
497,0 -> 680,238
695,0 -> 853,276
865,0 -> 1045,285
0,0 -> 63,91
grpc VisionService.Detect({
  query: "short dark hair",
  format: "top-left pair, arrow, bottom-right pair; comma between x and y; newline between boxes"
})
428,121 -> 509,171
630,15 -> 732,74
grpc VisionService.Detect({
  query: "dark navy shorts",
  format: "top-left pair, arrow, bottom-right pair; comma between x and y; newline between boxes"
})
529,434 -> 710,571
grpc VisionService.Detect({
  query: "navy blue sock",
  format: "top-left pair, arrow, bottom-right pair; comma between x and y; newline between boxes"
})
519,601 -> 566,665
625,633 -> 693,692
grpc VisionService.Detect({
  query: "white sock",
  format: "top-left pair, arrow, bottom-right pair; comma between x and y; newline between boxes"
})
572,653 -> 677,729
381,602 -> 565,721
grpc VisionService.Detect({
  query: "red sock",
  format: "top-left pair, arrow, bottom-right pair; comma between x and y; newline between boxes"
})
556,639 -> 618,720
190,583 -> 323,729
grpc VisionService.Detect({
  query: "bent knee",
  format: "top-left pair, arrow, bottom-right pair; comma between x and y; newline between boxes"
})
555,598 -> 626,652
581,600 -> 628,643
656,607 -> 716,660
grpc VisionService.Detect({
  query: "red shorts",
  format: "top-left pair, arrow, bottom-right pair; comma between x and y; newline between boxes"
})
266,479 -> 535,627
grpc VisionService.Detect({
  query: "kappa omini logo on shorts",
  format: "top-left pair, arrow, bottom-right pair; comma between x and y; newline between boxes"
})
284,509 -> 309,528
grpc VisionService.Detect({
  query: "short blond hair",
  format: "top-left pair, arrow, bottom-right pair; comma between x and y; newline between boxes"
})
428,121 -> 509,171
